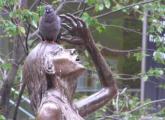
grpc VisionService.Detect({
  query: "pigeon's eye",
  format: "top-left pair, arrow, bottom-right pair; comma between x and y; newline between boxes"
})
46,9 -> 50,13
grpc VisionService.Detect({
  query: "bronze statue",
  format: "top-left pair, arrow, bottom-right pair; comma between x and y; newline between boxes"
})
23,6 -> 117,120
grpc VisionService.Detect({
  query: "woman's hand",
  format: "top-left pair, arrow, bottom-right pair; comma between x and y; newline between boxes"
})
59,13 -> 91,46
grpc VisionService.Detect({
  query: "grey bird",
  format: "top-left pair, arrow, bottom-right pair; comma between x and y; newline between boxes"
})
39,5 -> 61,41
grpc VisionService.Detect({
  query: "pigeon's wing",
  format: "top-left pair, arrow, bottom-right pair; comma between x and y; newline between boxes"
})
38,29 -> 44,41
39,16 -> 47,41
55,16 -> 62,42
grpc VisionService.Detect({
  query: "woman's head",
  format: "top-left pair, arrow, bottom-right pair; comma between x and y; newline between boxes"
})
52,49 -> 85,78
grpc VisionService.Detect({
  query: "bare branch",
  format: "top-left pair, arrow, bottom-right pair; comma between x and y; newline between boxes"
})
127,98 -> 165,114
95,0 -> 160,19
56,0 -> 82,13
13,83 -> 26,120
28,29 -> 41,40
113,73 -> 141,80
0,57 -> 4,64
79,0 -> 87,17
100,98 -> 165,120
73,5 -> 94,15
101,46 -> 154,57
25,24 -> 31,54
30,0 -> 42,10
101,24 -> 142,35
0,57 -> 5,79
19,0 -> 28,8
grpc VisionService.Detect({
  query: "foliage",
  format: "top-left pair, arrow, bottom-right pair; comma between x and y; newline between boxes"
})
83,0 -> 165,119
81,12 -> 105,33
0,0 -> 165,119
0,115 -> 5,120
93,89 -> 165,120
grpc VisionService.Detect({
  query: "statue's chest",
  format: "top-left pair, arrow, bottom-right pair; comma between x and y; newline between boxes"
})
40,94 -> 84,120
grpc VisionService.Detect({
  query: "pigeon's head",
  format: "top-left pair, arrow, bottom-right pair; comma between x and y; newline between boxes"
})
44,5 -> 54,14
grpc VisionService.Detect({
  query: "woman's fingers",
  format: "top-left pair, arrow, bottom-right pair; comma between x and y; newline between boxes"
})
60,14 -> 85,29
61,23 -> 72,31
65,13 -> 81,28
60,14 -> 77,27
77,17 -> 87,28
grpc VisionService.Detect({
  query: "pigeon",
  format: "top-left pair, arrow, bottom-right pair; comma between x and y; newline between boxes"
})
39,5 -> 61,41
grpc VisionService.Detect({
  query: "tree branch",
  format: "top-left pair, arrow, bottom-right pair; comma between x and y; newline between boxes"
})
101,46 -> 154,57
25,24 -> 31,55
101,24 -> 142,35
13,83 -> 26,120
95,0 -> 160,19
73,5 -> 94,15
78,0 -> 86,17
101,98 -> 165,120
113,73 -> 141,80
0,57 -> 4,79
127,98 -> 165,114
30,0 -> 42,11
56,0 -> 82,13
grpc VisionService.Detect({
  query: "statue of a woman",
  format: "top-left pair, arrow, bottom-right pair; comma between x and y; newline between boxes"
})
23,13 -> 117,120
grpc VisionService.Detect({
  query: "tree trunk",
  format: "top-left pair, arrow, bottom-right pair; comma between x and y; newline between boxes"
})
0,36 -> 26,117
0,64 -> 19,117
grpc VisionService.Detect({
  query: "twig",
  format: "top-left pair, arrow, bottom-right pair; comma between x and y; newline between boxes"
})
73,5 -> 94,15
127,98 -> 165,114
56,0 -> 65,13
115,88 -> 127,113
56,0 -> 82,13
13,1 -> 42,119
18,35 -> 28,55
101,46 -> 154,57
0,57 -> 4,79
29,38 -> 40,48
101,24 -> 142,35
27,29 -> 40,40
101,98 -> 165,119
95,0 -> 160,19
79,0 -> 86,17
25,24 -> 31,55
113,73 -> 141,80
30,0 -> 42,11
13,83 -> 26,120
0,68 -> 4,79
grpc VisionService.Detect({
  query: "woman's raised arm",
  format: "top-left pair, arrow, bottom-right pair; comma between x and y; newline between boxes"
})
60,14 -> 117,117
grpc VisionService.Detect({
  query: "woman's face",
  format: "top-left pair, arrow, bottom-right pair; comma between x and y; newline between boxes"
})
52,49 -> 85,77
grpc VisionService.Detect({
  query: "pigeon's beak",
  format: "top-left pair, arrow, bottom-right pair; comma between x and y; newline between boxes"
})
46,9 -> 51,14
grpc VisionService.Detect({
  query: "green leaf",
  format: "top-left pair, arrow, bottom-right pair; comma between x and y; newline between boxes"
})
148,68 -> 164,77
0,115 -> 5,120
31,20 -> 37,28
52,0 -> 59,5
95,3 -> 104,11
37,5 -> 45,16
104,0 -> 111,9
87,0 -> 96,4
96,25 -> 105,33
81,12 -> 105,33
159,84 -> 165,89
99,3 -> 104,11
133,52 -> 143,61
18,26 -> 25,35
153,51 -> 165,64
142,75 -> 148,81
0,63 -> 11,71
0,0 -> 4,7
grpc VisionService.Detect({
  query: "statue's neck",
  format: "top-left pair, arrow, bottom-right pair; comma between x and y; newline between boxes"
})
52,75 -> 78,103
